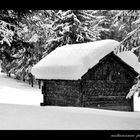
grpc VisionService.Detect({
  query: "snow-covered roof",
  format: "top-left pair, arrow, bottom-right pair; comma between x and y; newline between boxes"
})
31,39 -> 140,80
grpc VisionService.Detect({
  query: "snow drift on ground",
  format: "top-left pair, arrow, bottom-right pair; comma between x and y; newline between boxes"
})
31,39 -> 140,80
0,70 -> 42,106
0,103 -> 140,130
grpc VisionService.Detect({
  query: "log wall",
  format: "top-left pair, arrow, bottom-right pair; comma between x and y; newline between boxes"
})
42,80 -> 81,106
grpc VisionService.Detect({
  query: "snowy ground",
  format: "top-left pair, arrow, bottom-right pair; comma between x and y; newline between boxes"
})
0,70 -> 42,106
1,103 -> 140,130
134,92 -> 140,112
0,67 -> 140,129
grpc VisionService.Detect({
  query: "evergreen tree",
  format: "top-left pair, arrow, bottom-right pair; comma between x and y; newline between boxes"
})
89,10 -> 117,40
3,10 -> 54,81
112,10 -> 139,41
2,10 -> 140,86
0,20 -> 15,47
113,10 -> 140,55
44,10 -> 100,55
0,10 -> 36,78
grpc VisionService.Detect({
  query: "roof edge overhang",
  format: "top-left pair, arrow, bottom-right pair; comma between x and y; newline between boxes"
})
81,51 -> 139,80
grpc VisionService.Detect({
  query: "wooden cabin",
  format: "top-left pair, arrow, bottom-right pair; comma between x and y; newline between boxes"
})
31,39 -> 140,111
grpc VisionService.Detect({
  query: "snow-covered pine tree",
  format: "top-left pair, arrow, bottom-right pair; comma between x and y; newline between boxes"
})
0,20 -> 17,76
8,10 -> 55,81
113,10 -> 140,54
126,75 -> 140,99
89,10 -> 117,40
44,10 -> 100,56
0,10 -> 36,76
0,20 -> 15,47
0,10 -> 34,26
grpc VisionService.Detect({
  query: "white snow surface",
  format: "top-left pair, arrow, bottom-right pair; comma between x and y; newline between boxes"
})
0,69 -> 42,106
31,39 -> 140,80
0,67 -> 140,129
117,51 -> 140,74
1,103 -> 140,130
134,91 -> 140,112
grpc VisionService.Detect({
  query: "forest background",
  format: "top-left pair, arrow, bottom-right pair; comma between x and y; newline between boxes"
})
0,10 -> 140,83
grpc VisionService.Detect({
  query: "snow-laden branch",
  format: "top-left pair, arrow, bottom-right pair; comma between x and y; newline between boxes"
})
131,46 -> 140,52
114,25 -> 140,54
0,20 -> 15,46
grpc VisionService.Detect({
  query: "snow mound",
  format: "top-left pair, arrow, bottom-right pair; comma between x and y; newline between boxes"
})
1,103 -> 140,130
117,51 -> 140,74
31,39 -> 140,80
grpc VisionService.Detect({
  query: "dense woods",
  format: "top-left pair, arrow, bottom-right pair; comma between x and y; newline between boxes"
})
0,10 -> 140,86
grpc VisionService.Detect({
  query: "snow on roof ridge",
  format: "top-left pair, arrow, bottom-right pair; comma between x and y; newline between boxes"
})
31,39 -> 140,80
117,51 -> 140,74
